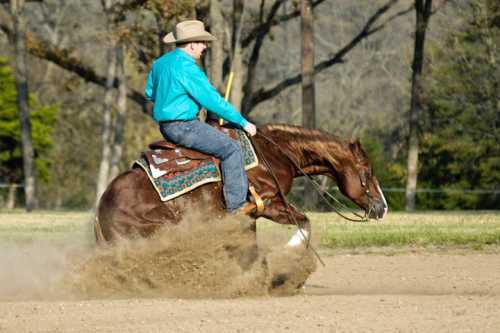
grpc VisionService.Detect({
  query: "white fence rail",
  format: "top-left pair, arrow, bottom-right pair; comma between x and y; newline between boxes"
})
0,184 -> 23,188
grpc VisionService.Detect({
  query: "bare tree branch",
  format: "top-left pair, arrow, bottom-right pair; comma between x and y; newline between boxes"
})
0,23 -> 148,110
0,20 -> 11,40
241,0 -> 288,114
249,0 -> 407,110
0,0 -> 43,2
241,0 -> 327,48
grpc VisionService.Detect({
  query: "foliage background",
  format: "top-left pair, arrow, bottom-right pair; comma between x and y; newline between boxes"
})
0,57 -> 58,188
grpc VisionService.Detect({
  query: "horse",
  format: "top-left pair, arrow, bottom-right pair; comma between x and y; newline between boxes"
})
95,123 -> 388,246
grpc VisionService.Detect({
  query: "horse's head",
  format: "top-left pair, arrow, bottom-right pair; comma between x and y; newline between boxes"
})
333,140 -> 388,220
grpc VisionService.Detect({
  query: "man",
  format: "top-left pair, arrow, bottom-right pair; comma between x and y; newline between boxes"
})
145,20 -> 257,214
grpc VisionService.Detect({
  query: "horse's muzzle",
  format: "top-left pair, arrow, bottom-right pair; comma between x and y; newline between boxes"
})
368,200 -> 387,220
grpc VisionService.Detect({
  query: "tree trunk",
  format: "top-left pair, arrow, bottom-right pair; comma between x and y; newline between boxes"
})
301,0 -> 318,210
54,192 -> 62,210
405,0 -> 432,211
95,42 -> 117,207
6,183 -> 17,209
231,51 -> 244,110
95,0 -> 118,207
11,0 -> 37,212
241,0 -> 265,116
209,0 -> 224,90
110,43 -> 127,180
229,0 -> 246,110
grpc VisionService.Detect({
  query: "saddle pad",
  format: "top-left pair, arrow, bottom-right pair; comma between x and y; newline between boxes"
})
236,129 -> 259,170
134,158 -> 222,201
134,129 -> 259,201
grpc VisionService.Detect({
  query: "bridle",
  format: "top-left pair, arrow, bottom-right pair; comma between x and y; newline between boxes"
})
255,131 -> 373,223
358,169 -> 378,220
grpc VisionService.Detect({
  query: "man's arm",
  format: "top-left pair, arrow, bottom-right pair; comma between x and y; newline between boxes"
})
180,63 -> 248,128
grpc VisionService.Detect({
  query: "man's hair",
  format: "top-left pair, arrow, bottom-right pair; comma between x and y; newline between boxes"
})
176,42 -> 191,48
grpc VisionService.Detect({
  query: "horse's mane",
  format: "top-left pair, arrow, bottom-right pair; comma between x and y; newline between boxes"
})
260,123 -> 354,166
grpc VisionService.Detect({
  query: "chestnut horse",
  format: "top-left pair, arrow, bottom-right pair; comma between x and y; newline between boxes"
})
95,124 -> 387,245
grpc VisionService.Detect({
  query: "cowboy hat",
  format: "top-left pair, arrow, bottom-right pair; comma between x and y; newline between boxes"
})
163,20 -> 217,44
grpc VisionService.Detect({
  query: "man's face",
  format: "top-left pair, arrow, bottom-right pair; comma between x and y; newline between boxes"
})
190,41 -> 208,60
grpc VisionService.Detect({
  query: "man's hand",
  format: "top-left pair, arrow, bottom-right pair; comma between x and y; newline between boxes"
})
243,122 -> 257,136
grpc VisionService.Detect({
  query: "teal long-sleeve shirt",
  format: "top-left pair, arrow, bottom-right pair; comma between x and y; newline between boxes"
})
144,48 -> 248,128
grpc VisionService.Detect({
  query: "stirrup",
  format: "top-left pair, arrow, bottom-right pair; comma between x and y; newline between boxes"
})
240,202 -> 257,215
249,185 -> 264,214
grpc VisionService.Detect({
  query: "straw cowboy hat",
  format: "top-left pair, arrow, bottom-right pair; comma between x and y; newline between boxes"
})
163,20 -> 217,44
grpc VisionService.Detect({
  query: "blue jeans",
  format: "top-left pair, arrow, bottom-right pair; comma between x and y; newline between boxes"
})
159,120 -> 248,211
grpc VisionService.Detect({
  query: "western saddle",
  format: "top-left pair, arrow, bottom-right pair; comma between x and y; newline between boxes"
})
143,126 -> 263,214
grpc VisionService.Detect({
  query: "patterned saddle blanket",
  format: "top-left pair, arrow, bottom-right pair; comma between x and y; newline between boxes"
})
133,128 -> 258,202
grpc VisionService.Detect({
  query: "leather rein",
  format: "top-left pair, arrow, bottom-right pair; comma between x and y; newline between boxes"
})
249,131 -> 325,266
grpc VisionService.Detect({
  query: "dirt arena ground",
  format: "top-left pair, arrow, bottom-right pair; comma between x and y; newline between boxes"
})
1,252 -> 499,332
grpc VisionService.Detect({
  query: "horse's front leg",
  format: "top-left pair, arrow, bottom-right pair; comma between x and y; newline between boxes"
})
259,198 -> 311,247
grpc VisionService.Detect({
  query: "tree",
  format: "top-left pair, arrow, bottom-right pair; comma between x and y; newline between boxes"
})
109,42 -> 127,180
228,0 -> 247,109
245,0 -> 410,112
209,0 -> 224,89
405,0 -> 432,211
301,0 -> 318,209
9,0 -> 37,211
95,0 -> 119,206
418,0 -> 500,209
0,57 -> 58,208
2,0 -> 406,118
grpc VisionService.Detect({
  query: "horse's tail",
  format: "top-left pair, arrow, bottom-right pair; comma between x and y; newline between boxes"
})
94,215 -> 107,245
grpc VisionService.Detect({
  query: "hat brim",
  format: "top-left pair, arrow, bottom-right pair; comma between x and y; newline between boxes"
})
163,31 -> 217,44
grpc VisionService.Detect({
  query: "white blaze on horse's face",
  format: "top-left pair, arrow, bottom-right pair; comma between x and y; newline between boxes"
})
342,141 -> 388,220
365,175 -> 388,220
376,183 -> 388,218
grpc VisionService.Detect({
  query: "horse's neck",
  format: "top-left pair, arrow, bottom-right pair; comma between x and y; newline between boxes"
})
264,124 -> 349,176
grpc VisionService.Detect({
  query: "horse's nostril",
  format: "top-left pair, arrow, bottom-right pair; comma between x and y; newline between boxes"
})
368,201 -> 386,220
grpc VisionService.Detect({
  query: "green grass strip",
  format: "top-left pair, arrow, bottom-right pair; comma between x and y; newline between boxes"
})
314,211 -> 500,249
320,225 -> 500,248
0,210 -> 93,244
2,210 -> 500,250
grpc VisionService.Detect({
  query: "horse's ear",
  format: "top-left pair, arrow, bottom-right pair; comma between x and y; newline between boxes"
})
348,139 -> 361,153
349,139 -> 367,162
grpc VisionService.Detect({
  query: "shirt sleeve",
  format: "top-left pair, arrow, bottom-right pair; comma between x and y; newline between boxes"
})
179,62 -> 248,128
145,67 -> 155,102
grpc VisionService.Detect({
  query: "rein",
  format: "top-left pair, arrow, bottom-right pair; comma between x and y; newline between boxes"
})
249,133 -> 325,267
255,131 -> 370,223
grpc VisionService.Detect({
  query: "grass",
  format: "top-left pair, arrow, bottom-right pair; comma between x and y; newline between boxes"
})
309,211 -> 500,250
0,209 -> 94,245
1,209 -> 500,251
258,211 -> 500,251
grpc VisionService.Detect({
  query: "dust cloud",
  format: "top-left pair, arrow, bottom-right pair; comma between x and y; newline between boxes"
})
0,239 -> 87,301
0,212 -> 316,301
